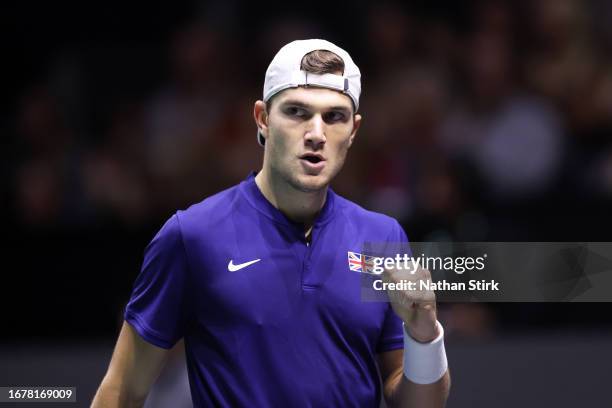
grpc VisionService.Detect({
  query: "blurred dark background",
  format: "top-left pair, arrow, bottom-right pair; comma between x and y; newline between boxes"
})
2,0 -> 612,406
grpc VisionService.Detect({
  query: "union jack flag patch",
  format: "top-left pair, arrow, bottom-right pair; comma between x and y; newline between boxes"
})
347,251 -> 379,274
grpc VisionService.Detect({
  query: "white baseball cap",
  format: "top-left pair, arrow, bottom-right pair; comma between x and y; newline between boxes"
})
257,39 -> 362,146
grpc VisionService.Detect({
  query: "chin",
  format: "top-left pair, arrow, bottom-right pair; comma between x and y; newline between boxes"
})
292,174 -> 330,193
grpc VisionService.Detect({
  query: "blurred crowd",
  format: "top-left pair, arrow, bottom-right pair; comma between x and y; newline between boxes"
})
7,0 -> 612,241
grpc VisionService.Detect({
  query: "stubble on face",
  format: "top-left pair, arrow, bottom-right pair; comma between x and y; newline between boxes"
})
268,127 -> 351,194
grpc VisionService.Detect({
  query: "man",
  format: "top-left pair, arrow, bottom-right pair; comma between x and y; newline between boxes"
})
92,39 -> 450,407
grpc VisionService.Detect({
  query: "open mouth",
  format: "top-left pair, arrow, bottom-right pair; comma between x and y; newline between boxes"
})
300,154 -> 324,164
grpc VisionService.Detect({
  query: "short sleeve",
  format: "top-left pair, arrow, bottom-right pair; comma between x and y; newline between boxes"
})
376,304 -> 404,352
376,220 -> 410,353
124,214 -> 190,349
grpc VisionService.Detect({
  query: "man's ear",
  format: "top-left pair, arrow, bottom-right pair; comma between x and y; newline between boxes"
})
254,100 -> 269,140
348,113 -> 362,148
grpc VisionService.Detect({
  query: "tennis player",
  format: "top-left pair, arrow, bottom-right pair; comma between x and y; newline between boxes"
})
92,39 -> 450,407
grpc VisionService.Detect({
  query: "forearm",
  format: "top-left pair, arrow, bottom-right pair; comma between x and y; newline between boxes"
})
380,318 -> 450,407
91,378 -> 147,408
385,369 -> 450,408
92,322 -> 169,407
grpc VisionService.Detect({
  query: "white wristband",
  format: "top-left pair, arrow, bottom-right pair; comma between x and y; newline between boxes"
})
402,321 -> 448,384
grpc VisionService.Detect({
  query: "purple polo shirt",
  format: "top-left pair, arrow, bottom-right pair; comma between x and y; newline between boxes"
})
125,173 -> 406,407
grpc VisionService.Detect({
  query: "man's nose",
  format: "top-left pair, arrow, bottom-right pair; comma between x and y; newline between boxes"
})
304,115 -> 326,148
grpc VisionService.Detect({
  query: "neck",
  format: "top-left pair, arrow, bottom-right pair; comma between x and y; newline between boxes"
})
254,169 -> 327,229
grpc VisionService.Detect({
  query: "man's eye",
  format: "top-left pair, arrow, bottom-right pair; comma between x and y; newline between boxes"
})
324,112 -> 347,123
285,107 -> 307,117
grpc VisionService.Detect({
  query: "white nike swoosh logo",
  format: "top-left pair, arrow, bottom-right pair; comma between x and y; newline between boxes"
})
228,258 -> 261,272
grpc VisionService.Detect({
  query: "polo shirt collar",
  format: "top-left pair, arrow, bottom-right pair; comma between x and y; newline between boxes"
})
240,171 -> 336,229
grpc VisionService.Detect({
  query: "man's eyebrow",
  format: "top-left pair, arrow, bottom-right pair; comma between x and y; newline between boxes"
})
280,100 -> 311,109
280,100 -> 352,112
327,106 -> 352,113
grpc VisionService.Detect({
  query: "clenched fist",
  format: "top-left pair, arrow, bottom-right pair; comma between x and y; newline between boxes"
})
382,265 -> 440,343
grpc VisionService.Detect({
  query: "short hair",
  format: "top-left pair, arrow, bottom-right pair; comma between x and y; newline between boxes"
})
300,49 -> 345,76
265,50 -> 346,112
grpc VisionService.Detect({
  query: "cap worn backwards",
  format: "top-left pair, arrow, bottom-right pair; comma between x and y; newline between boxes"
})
257,39 -> 361,146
